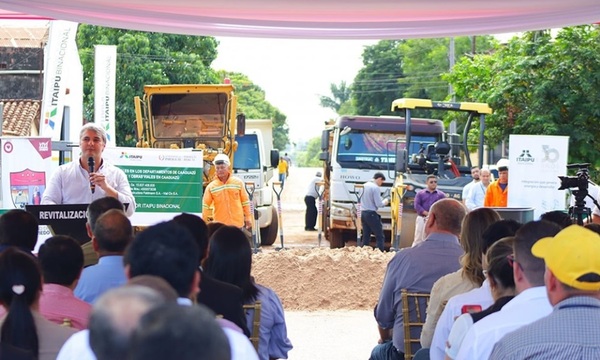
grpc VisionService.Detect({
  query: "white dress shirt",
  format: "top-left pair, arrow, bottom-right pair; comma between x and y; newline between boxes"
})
455,286 -> 552,360
429,280 -> 494,360
42,160 -> 136,217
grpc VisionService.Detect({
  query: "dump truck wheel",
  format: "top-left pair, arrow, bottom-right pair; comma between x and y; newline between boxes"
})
260,206 -> 278,246
329,229 -> 344,248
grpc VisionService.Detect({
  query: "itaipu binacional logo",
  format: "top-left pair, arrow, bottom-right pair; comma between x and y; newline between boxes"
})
43,107 -> 58,131
516,149 -> 535,164
119,152 -> 143,161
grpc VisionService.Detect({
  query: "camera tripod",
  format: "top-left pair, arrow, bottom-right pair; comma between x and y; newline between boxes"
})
568,189 -> 600,226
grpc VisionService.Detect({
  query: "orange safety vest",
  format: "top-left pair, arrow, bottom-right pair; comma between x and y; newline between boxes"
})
202,175 -> 251,227
484,181 -> 508,207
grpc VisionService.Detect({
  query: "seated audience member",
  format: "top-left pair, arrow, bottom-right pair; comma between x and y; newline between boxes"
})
127,221 -> 258,360
445,237 -> 516,359
490,225 -> 600,359
38,235 -> 92,329
207,221 -> 226,239
421,208 -> 501,348
0,209 -> 38,253
455,220 -> 561,360
129,303 -> 231,360
57,285 -> 167,360
75,209 -> 133,303
539,210 -> 573,229
173,213 -> 250,336
0,248 -> 76,360
429,219 -> 522,360
126,275 -> 178,303
204,225 -> 293,360
81,196 -> 126,267
371,198 -> 467,360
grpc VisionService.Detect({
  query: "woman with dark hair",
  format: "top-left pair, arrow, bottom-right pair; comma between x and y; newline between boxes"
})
444,237 -> 516,359
421,207 -> 501,347
204,226 -> 292,360
0,248 -> 76,360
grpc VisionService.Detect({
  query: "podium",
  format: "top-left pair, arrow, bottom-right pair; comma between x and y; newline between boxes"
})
26,204 -> 90,245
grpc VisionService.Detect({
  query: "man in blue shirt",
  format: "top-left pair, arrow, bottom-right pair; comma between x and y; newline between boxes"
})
361,172 -> 389,251
371,198 -> 466,360
75,208 -> 133,303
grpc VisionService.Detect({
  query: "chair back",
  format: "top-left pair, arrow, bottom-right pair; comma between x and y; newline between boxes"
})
401,289 -> 430,360
243,301 -> 262,352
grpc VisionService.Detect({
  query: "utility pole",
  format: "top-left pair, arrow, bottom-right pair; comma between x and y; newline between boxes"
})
448,37 -> 455,101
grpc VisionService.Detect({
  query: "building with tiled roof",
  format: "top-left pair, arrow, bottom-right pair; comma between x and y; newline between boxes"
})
1,99 -> 41,136
0,24 -> 48,136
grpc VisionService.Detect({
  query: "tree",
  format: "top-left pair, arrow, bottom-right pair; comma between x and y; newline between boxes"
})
221,71 -> 290,150
350,37 -> 497,117
319,81 -> 352,113
77,25 -> 220,146
446,26 -> 600,167
295,137 -> 322,167
352,40 -> 405,116
400,36 -> 497,102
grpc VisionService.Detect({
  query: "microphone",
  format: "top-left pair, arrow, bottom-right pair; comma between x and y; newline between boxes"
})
88,157 -> 95,194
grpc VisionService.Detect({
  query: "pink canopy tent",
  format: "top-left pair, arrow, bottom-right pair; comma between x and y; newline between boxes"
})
0,1 -> 598,39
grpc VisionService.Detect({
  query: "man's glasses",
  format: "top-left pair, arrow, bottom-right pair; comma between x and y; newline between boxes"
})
429,181 -> 437,184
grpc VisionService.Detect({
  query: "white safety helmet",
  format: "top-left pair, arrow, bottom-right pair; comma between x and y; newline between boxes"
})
214,153 -> 231,166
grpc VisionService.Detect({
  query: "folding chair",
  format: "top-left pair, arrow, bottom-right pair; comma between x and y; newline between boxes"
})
401,289 -> 431,360
243,301 -> 262,352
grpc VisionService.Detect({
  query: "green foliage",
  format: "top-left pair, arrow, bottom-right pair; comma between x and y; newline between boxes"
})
446,26 -> 600,167
400,36 -> 497,102
350,37 -> 497,117
352,40 -> 405,116
319,81 -> 352,113
295,137 -> 322,167
221,71 -> 289,151
77,25 -> 221,146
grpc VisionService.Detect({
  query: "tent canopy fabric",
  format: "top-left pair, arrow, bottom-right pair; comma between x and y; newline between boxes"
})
0,1 -> 599,39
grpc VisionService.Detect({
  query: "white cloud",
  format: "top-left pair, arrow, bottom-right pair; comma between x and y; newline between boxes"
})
212,37 -> 376,145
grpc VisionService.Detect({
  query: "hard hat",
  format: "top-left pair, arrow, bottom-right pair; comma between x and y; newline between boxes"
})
214,153 -> 230,166
497,158 -> 509,171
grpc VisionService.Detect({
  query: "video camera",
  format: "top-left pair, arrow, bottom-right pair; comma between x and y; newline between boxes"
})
558,163 -> 594,226
558,163 -> 590,192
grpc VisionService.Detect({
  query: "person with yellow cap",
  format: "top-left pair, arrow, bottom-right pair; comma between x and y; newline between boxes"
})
202,154 -> 252,230
490,225 -> 600,359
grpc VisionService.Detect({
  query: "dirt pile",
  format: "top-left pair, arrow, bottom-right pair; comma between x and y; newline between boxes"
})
253,246 -> 395,311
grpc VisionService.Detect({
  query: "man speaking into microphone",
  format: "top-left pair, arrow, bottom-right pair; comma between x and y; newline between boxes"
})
42,123 -> 136,217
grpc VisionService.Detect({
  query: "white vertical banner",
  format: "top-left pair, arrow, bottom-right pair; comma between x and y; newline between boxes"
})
508,135 -> 569,219
94,45 -> 117,146
66,41 -> 84,144
40,20 -> 79,140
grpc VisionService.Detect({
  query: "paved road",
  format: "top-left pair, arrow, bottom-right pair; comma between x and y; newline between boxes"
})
266,166 -> 328,249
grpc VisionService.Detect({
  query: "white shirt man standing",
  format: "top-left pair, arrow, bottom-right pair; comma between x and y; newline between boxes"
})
461,167 -> 480,205
464,168 -> 491,210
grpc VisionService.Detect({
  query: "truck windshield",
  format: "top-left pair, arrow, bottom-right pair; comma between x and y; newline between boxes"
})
336,131 -> 438,167
234,134 -> 261,170
149,93 -> 228,139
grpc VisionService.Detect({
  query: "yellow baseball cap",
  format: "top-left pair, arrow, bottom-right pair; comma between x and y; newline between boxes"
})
532,225 -> 600,291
